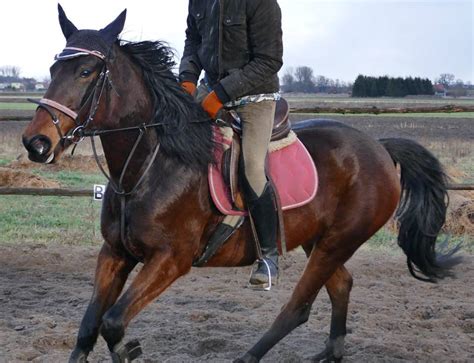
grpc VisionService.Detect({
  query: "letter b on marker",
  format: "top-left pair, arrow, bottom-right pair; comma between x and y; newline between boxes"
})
94,184 -> 106,201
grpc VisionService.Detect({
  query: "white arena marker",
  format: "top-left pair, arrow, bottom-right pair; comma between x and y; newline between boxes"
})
93,184 -> 106,201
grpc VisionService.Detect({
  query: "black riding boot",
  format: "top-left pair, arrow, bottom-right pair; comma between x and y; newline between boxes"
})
247,182 -> 279,289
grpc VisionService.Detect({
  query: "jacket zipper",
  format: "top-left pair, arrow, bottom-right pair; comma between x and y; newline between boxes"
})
218,0 -> 224,80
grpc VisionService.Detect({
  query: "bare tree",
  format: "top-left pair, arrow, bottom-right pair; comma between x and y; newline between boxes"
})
294,66 -> 313,83
314,75 -> 330,92
294,66 -> 315,92
280,66 -> 352,94
281,68 -> 295,92
436,73 -> 455,88
0,65 -> 21,78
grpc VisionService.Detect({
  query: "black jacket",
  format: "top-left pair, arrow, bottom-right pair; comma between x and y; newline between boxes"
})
179,0 -> 283,102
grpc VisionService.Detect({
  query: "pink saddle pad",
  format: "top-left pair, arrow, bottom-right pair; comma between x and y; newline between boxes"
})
209,129 -> 318,216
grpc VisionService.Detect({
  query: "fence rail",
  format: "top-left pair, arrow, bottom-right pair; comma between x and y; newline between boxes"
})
446,184 -> 474,191
0,187 -> 91,197
0,184 -> 473,197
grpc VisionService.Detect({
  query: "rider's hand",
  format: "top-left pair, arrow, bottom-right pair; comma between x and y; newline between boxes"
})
201,91 -> 224,119
181,81 -> 197,97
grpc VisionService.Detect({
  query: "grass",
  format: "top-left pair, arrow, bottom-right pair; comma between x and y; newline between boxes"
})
364,228 -> 473,254
32,169 -> 107,188
0,170 -> 106,245
0,92 -> 43,97
0,156 -> 14,166
0,102 -> 36,110
0,195 -> 102,245
455,159 -> 474,184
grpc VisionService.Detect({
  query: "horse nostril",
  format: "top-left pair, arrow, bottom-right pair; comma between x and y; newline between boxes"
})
23,135 -> 52,156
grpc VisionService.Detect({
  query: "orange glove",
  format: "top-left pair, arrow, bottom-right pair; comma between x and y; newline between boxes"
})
201,91 -> 224,119
181,81 -> 197,96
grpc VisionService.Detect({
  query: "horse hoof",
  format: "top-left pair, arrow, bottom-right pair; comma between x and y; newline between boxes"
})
69,348 -> 89,363
111,339 -> 142,362
233,352 -> 259,363
312,347 -> 342,363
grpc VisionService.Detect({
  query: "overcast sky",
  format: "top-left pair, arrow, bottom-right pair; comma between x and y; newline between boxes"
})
1,0 -> 472,83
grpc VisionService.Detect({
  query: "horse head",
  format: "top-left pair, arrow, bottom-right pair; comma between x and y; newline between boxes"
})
22,4 -> 127,163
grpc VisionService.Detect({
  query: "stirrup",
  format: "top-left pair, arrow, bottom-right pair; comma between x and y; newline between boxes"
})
248,258 -> 278,291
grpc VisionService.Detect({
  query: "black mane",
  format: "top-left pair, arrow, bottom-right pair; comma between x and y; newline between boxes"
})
120,40 -> 213,171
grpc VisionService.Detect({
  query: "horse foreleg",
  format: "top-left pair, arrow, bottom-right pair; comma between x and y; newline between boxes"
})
100,248 -> 189,361
313,266 -> 353,362
69,243 -> 137,363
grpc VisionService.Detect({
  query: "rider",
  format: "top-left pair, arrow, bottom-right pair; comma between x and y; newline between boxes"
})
179,0 -> 283,288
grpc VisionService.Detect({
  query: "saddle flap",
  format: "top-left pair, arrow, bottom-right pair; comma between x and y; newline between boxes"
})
229,135 -> 244,209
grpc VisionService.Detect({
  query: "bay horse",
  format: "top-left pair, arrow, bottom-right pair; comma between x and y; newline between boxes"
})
22,6 -> 459,363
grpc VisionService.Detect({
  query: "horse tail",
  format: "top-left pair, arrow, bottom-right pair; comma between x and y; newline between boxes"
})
379,138 -> 461,282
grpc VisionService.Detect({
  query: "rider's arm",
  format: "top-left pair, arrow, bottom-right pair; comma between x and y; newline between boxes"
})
179,1 -> 203,85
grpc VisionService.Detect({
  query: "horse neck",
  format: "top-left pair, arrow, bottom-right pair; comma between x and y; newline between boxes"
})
98,51 -> 156,190
100,131 -> 157,191
96,44 -> 213,196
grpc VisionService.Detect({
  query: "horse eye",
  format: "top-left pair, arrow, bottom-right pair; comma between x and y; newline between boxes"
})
80,69 -> 92,78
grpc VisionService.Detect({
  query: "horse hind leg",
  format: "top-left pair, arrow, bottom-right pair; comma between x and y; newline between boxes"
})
313,266 -> 353,362
235,235 -> 358,363
301,243 -> 354,362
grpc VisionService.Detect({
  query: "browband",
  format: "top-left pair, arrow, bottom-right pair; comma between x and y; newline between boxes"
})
55,47 -> 106,61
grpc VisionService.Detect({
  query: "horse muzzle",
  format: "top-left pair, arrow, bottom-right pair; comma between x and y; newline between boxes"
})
22,134 -> 55,164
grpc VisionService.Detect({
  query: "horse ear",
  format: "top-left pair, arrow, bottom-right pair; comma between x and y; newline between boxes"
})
99,9 -> 127,43
58,3 -> 78,39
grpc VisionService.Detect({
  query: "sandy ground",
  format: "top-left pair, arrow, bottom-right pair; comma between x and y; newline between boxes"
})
0,243 -> 472,363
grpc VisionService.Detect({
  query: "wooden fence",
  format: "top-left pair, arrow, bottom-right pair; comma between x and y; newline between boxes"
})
0,184 -> 473,197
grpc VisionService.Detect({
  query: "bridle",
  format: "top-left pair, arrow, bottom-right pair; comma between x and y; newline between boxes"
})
29,47 -> 165,257
28,47 -> 165,193
28,48 -> 111,145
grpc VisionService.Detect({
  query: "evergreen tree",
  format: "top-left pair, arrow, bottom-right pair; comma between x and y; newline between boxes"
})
414,77 -> 423,94
422,78 -> 434,95
377,76 -> 389,97
352,75 -> 367,97
368,77 -> 379,97
352,75 -> 435,97
405,77 -> 416,95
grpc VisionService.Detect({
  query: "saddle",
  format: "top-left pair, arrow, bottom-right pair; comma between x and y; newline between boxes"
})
209,98 -> 318,216
226,97 -> 291,141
